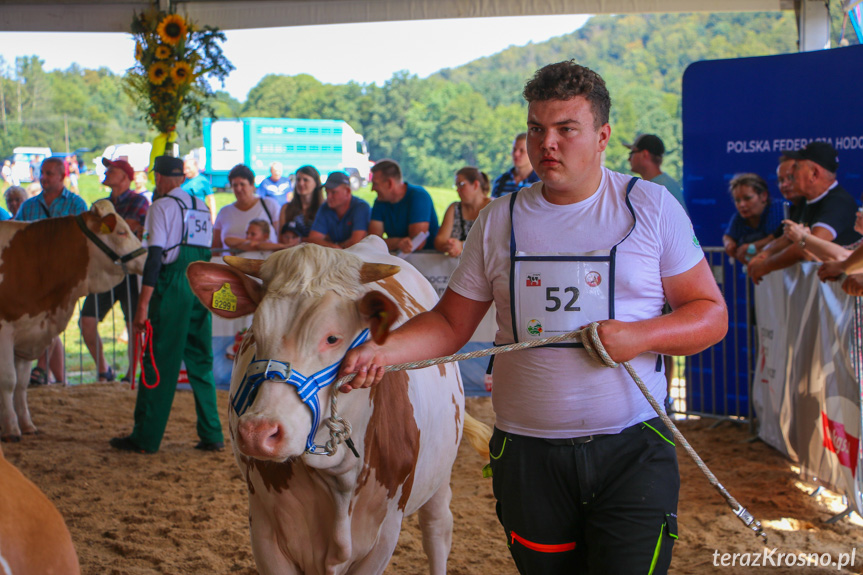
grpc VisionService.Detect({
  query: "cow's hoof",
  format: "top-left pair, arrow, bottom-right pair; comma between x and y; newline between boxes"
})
1,434 -> 21,443
22,429 -> 39,436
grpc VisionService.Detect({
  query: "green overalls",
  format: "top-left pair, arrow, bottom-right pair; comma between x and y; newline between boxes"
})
129,244 -> 223,452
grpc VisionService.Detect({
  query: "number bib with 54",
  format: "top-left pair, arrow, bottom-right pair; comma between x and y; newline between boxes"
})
514,254 -> 611,340
184,208 -> 213,248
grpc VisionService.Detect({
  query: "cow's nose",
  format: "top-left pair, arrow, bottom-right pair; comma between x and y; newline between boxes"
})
237,416 -> 286,459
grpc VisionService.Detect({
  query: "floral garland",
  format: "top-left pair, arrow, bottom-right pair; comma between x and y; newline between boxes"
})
126,8 -> 234,136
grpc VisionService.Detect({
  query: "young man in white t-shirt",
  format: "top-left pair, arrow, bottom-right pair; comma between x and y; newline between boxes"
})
339,61 -> 727,574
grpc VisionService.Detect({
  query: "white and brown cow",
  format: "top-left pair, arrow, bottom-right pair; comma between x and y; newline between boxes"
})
187,236 -> 490,575
0,200 -> 146,441
0,443 -> 80,574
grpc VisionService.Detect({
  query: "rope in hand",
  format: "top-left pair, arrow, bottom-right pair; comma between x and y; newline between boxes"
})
332,321 -> 767,542
131,320 -> 160,390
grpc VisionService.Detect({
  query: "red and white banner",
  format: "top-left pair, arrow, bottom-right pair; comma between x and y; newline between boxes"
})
753,262 -> 863,515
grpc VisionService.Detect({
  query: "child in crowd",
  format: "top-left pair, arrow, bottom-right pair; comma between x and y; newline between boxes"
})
225,219 -> 277,253
279,221 -> 302,248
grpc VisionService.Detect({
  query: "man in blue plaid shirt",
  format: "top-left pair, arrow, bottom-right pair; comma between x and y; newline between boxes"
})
15,157 -> 87,221
490,133 -> 540,199
14,156 -> 87,386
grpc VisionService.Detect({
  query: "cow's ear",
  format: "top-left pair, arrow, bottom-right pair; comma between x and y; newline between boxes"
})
359,263 -> 400,284
187,261 -> 262,318
99,213 -> 118,233
358,290 -> 400,344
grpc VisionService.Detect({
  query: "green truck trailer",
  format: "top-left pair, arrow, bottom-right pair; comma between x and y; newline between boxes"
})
203,117 -> 373,190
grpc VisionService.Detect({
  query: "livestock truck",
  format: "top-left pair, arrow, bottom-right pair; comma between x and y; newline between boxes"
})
202,118 -> 374,190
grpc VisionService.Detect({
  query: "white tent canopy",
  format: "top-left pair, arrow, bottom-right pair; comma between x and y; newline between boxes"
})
3,0 -> 793,33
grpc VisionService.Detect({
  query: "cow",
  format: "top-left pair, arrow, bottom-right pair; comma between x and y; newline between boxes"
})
187,236 -> 491,575
0,200 -> 146,442
0,443 -> 81,574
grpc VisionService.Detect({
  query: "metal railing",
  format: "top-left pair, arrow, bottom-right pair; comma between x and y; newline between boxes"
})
669,247 -> 755,424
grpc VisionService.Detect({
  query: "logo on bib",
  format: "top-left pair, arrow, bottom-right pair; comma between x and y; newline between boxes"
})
526,319 -> 543,337
526,274 -> 541,287
585,271 -> 602,287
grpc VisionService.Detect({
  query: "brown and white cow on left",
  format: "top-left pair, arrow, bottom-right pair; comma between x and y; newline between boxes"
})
188,237 -> 490,575
0,443 -> 80,574
0,200 -> 146,442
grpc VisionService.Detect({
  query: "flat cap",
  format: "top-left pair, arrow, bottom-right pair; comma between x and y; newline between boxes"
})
153,155 -> 184,176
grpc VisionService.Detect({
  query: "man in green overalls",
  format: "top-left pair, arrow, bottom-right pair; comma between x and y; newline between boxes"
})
110,155 -> 224,454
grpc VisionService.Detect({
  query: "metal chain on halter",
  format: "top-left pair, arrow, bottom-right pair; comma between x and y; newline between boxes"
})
327,321 -> 767,542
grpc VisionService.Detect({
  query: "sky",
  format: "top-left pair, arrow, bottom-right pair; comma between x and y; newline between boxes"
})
0,14 -> 591,101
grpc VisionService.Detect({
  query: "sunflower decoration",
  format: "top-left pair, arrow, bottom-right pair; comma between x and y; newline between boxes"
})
154,44 -> 171,60
148,61 -> 169,85
125,8 -> 234,135
157,14 -> 188,46
171,62 -> 193,84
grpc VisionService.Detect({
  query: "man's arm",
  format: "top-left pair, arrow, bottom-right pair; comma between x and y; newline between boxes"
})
819,240 -> 863,281
206,194 -> 217,222
338,288 -> 492,391
369,219 -> 402,251
133,285 -> 154,332
396,221 -> 431,253
306,230 -> 339,249
340,229 -> 367,249
749,227 -> 833,283
594,259 -> 727,363
134,244 -> 164,331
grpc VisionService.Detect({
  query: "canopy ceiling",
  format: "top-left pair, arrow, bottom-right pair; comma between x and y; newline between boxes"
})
2,0 -> 794,33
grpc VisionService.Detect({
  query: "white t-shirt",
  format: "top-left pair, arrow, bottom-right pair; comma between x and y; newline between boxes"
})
448,168 -> 704,438
213,198 -> 279,250
144,187 -> 205,264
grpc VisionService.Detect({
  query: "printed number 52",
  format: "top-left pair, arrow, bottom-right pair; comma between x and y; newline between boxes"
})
545,286 -> 581,312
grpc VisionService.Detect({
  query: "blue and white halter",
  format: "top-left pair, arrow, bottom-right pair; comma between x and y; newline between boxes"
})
231,329 -> 371,453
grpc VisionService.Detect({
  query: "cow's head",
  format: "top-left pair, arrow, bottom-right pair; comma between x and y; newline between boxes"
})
81,200 -> 147,293
187,244 -> 400,461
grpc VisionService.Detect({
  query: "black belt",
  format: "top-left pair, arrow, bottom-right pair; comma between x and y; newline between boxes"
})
543,434 -> 610,445
540,418 -> 654,446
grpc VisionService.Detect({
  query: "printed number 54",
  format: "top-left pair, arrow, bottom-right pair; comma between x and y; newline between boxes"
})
545,286 -> 581,312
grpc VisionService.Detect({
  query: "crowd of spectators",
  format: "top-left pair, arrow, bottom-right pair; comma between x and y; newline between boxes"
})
6,130 -> 860,394
727,141 -> 863,298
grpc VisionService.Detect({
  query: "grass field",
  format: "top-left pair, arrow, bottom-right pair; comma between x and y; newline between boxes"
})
52,175 -> 458,384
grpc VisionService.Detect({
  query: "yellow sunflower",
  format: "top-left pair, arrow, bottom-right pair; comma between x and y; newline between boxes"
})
155,45 -> 171,60
156,14 -> 188,46
170,62 -> 193,84
148,61 -> 170,86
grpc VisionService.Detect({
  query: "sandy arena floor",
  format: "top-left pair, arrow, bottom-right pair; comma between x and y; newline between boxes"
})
3,383 -> 861,574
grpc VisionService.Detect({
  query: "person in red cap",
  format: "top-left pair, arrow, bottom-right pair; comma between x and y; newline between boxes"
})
79,158 -> 150,382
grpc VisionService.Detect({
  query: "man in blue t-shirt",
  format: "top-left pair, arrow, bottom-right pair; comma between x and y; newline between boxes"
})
257,162 -> 293,207
181,159 -> 216,221
368,160 -> 438,253
308,171 -> 371,249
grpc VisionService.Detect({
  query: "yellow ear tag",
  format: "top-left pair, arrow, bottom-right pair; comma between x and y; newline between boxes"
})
212,283 -> 238,312
100,223 -> 111,234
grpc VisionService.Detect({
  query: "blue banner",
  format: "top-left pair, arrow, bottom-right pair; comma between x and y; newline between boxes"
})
682,45 -> 863,416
